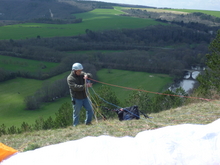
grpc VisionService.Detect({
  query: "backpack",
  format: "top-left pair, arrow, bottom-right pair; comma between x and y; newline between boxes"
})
104,105 -> 148,121
116,105 -> 140,121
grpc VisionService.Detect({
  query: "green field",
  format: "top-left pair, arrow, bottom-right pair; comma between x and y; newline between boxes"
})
0,69 -> 172,127
95,69 -> 172,99
0,72 -> 70,127
0,8 -> 162,40
0,55 -> 58,73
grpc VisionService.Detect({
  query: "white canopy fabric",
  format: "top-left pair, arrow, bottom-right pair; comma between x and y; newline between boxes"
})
2,119 -> 220,165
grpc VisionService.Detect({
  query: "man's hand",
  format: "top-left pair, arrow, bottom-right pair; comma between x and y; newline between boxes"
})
84,74 -> 92,87
84,74 -> 88,80
86,83 -> 93,87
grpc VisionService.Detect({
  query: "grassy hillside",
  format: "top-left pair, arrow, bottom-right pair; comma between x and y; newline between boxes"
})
0,0 -> 91,21
119,7 -> 220,27
0,8 -> 162,40
0,69 -> 172,127
95,69 -> 172,99
1,100 -> 219,151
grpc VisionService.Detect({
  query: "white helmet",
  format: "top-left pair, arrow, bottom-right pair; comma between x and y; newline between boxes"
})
72,63 -> 83,71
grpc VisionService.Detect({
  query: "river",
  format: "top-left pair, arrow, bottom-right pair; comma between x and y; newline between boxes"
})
180,71 -> 200,92
169,70 -> 201,93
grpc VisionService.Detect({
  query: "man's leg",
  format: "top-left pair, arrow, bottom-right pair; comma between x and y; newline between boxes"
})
83,98 -> 93,125
73,99 -> 83,126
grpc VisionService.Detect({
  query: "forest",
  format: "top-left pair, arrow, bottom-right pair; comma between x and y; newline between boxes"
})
0,23 -> 214,82
0,22 -> 216,110
0,1 -> 219,107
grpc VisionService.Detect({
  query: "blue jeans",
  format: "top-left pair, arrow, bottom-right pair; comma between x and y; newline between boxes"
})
72,97 -> 93,126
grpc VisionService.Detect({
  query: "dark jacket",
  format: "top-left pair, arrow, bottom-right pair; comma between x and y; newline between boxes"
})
67,71 -> 92,99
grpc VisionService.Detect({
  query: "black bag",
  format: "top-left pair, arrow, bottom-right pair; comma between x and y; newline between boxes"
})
104,105 -> 148,121
116,105 -> 140,121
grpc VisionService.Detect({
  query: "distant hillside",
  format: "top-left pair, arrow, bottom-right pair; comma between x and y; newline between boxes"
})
0,0 -> 155,22
123,8 -> 220,27
0,0 -> 93,21
80,0 -> 154,8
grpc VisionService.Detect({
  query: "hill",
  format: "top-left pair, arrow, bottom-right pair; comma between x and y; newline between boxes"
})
1,0 -> 219,26
0,0 -> 152,23
0,100 -> 219,151
0,8 -> 162,39
0,0 -> 91,21
122,7 -> 220,27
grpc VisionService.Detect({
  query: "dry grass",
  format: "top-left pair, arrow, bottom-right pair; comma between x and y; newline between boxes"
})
144,9 -> 188,15
1,100 -> 220,152
124,8 -> 188,15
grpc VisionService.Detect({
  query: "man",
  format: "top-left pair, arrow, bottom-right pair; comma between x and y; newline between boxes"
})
67,63 -> 93,126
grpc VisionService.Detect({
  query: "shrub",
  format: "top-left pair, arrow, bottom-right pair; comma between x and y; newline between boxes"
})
54,102 -> 72,128
7,125 -> 18,134
34,117 -> 45,131
0,124 -> 7,136
42,116 -> 55,130
21,122 -> 32,133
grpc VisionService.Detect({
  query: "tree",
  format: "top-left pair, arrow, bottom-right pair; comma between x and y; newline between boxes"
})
93,85 -> 120,119
21,122 -> 32,133
24,78 -> 69,110
54,102 -> 72,128
150,88 -> 187,113
0,124 -> 7,136
124,88 -> 150,114
196,30 -> 220,96
24,95 -> 41,110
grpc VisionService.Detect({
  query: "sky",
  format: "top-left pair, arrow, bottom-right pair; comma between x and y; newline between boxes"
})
2,119 -> 220,165
90,0 -> 220,11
